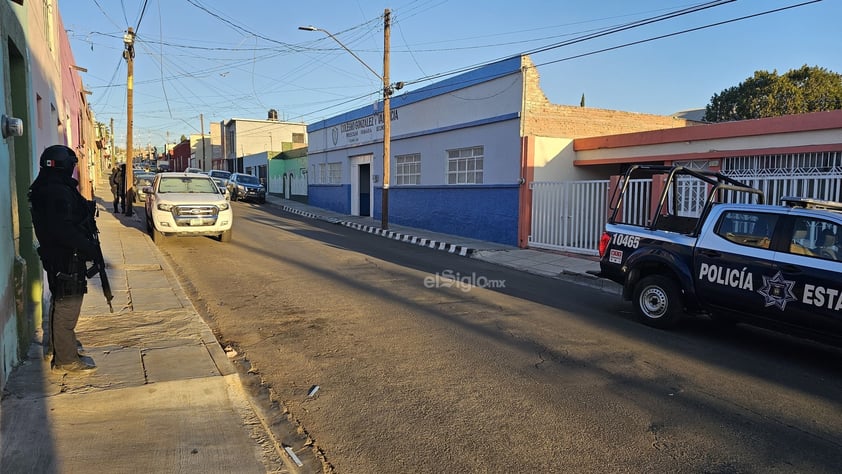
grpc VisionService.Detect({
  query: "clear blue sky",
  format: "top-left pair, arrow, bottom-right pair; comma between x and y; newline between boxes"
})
59,0 -> 840,149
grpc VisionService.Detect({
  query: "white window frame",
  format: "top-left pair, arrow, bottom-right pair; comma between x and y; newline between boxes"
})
446,146 -> 484,185
328,162 -> 342,184
395,153 -> 421,185
318,163 -> 327,184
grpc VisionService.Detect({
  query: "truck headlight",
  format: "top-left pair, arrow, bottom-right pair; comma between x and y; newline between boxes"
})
217,202 -> 230,211
157,203 -> 174,211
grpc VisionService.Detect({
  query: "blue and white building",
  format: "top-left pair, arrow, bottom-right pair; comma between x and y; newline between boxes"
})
306,55 -> 690,247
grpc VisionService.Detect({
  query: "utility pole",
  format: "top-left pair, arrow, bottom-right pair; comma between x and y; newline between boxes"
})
200,113 -> 206,171
298,11 -> 400,228
123,27 -> 135,216
382,8 -> 391,229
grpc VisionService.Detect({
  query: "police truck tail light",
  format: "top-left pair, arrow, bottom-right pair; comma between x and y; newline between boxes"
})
598,232 -> 611,257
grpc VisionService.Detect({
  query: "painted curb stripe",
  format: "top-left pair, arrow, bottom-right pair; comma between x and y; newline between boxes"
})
281,205 -> 475,257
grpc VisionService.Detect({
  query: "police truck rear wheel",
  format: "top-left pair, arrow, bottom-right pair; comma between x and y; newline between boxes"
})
633,275 -> 682,328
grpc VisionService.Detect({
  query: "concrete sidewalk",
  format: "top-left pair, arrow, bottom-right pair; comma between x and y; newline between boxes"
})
1,187 -> 315,472
2,182 -> 618,473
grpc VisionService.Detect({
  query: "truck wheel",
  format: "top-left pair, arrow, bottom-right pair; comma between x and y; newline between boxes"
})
633,275 -> 682,328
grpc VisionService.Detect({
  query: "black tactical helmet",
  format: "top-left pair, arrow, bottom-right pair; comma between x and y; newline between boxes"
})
39,145 -> 78,170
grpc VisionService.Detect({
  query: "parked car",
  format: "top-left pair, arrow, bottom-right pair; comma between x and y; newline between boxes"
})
211,177 -> 231,201
143,171 -> 233,244
133,172 -> 156,202
207,169 -> 231,181
184,167 -> 204,174
226,173 -> 266,203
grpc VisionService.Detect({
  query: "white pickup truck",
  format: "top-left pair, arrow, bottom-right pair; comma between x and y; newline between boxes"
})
143,171 -> 233,244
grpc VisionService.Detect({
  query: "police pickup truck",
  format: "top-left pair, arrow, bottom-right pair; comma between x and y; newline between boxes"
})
598,165 -> 842,344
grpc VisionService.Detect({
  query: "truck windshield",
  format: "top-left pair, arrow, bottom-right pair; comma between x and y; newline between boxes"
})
238,175 -> 260,185
159,177 -> 217,193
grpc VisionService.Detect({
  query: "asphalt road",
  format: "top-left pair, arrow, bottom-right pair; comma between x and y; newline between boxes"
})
153,201 -> 842,473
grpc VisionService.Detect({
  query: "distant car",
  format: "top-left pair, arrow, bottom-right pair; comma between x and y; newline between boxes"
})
211,177 -> 231,201
184,167 -> 204,174
207,169 -> 231,181
133,172 -> 156,202
143,171 -> 233,244
226,173 -> 266,203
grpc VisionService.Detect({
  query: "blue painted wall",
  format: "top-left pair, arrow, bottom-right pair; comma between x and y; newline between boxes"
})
374,185 -> 520,246
305,57 -> 526,247
309,185 -> 351,214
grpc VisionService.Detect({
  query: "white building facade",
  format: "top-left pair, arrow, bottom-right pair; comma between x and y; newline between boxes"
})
221,117 -> 307,174
306,55 -> 689,246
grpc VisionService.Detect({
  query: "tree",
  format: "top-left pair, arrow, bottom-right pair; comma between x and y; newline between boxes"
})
703,65 -> 842,122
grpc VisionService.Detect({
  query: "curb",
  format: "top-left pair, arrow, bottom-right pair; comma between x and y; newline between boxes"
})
340,221 -> 474,257
272,202 -> 619,294
278,204 -> 475,257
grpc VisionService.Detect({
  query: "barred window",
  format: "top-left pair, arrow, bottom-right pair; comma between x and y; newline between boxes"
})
318,163 -> 327,184
395,153 -> 421,185
447,146 -> 483,184
292,133 -> 305,144
328,162 -> 342,184
723,151 -> 842,177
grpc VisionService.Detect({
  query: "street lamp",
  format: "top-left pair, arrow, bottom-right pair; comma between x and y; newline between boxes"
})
299,9 -> 400,230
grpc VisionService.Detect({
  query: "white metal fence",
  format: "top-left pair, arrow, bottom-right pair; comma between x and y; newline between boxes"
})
529,174 -> 842,256
529,180 -> 608,255
737,174 -> 842,204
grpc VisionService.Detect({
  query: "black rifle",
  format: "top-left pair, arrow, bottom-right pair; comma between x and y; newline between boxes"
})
83,200 -> 114,312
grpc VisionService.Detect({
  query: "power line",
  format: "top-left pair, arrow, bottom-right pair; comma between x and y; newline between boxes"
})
134,0 -> 149,32
395,1 -> 816,94
73,0 -> 823,136
184,0 -> 303,52
533,0 -> 823,69
400,0 -> 736,88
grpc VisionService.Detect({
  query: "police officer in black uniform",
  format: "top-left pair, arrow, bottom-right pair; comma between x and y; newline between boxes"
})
28,145 -> 99,373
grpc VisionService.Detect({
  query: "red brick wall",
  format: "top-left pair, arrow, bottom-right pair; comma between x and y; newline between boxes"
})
521,55 -> 690,138
171,140 -> 191,172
